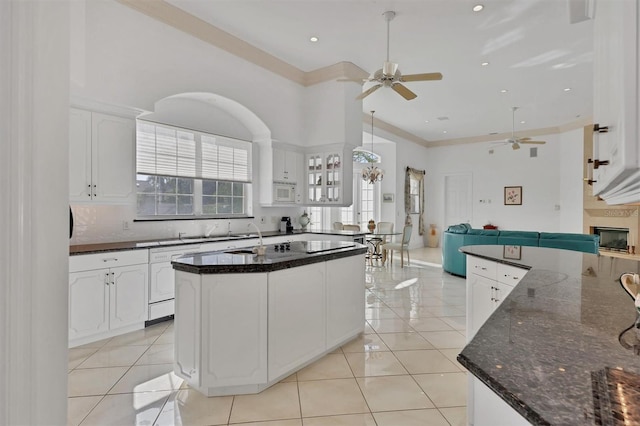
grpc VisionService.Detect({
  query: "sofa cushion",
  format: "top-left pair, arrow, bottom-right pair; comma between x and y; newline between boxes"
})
446,224 -> 469,234
497,230 -> 539,247
538,232 -> 599,254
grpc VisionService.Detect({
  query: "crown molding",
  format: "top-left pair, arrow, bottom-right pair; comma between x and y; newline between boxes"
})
363,113 -> 431,147
426,116 -> 593,148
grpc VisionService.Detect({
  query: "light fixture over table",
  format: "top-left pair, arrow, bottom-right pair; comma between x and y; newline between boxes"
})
362,111 -> 384,184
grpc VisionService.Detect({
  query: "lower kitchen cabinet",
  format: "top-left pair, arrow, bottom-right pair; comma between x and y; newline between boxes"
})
69,250 -> 148,347
465,254 -> 528,425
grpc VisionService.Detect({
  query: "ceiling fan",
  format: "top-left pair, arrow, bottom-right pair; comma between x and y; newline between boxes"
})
492,107 -> 547,150
355,11 -> 443,101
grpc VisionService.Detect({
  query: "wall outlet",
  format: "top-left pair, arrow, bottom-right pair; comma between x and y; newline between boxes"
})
122,220 -> 130,230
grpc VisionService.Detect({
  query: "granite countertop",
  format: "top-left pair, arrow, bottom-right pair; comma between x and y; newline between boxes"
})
458,245 -> 640,425
171,240 -> 368,274
69,229 -> 370,255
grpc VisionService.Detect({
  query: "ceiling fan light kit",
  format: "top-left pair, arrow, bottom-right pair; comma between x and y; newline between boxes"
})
356,10 -> 443,101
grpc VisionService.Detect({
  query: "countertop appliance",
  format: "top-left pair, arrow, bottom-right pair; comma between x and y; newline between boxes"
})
280,216 -> 292,233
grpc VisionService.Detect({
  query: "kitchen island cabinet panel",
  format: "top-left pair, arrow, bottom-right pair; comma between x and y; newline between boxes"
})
268,263 -> 326,382
326,256 -> 365,349
200,274 -> 267,388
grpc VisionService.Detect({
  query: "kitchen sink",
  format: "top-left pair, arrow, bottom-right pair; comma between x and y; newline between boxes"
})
225,249 -> 255,255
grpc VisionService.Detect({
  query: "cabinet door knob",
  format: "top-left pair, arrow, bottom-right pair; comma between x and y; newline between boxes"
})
593,123 -> 609,133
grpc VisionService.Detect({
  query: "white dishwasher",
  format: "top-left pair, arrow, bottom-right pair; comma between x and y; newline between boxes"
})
148,244 -> 201,322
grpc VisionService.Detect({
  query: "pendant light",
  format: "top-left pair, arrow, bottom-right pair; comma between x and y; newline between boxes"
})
362,110 -> 384,184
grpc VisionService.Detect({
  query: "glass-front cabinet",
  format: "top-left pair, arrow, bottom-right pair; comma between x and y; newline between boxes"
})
306,145 -> 353,206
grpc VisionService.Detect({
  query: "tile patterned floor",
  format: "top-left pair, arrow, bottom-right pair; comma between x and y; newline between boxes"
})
68,250 -> 467,426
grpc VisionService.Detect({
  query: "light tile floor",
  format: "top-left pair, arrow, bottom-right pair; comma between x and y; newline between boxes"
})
68,249 -> 468,426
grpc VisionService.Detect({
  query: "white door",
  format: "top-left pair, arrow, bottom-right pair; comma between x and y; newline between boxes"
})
444,173 -> 472,228
341,170 -> 379,229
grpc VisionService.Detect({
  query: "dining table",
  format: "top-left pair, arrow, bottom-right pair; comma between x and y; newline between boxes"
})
365,232 -> 401,265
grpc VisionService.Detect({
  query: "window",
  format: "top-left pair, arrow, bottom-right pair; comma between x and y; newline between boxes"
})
353,148 -> 381,164
136,121 -> 252,218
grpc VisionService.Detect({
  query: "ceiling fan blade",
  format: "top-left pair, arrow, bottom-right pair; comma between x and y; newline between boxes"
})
355,84 -> 382,100
391,83 -> 417,100
401,72 -> 443,82
511,142 -> 521,150
519,140 -> 546,145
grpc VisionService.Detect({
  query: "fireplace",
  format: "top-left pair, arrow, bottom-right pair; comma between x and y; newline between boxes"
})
592,227 -> 629,252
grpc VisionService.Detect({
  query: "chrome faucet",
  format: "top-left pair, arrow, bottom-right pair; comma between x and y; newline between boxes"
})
248,222 -> 266,256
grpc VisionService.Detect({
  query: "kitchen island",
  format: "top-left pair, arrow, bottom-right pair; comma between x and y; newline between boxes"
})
171,240 -> 367,396
458,245 -> 640,425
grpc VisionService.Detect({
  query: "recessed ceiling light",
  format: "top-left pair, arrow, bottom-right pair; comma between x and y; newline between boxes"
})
520,120 -> 525,124
500,89 -> 508,93
424,120 -> 429,123
473,4 -> 484,12
309,36 -> 319,43
563,87 -> 571,91
481,61 -> 490,66
443,130 -> 448,134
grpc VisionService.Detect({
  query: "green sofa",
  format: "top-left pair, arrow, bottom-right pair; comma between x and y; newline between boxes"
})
442,224 -> 600,277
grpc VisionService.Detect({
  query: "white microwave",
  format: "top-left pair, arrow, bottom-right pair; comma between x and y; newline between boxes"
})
274,183 -> 297,203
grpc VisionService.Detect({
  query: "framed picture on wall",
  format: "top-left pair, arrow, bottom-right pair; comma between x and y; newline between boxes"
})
504,186 -> 522,205
503,245 -> 522,260
382,193 -> 394,203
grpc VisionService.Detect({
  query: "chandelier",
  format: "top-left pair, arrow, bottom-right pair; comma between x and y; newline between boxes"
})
362,110 -> 384,184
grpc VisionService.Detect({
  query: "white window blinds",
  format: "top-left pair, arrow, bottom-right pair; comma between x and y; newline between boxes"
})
136,121 -> 252,182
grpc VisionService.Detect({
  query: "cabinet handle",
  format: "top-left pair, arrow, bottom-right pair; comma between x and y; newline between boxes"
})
102,258 -> 118,262
481,267 -> 487,270
593,123 -> 609,133
587,158 -> 609,170
104,272 -> 110,286
111,272 -> 115,285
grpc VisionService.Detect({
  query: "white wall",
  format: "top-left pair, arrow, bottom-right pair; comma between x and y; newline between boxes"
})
425,129 -> 584,238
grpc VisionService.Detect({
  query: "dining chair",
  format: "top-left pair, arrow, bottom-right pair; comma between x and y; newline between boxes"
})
343,224 -> 360,231
382,224 -> 412,268
376,221 -> 394,264
332,222 -> 344,231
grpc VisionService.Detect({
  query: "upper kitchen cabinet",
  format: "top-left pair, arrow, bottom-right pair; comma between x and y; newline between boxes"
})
69,108 -> 136,203
591,0 -> 640,204
273,147 -> 302,184
305,144 -> 353,206
257,141 -> 304,206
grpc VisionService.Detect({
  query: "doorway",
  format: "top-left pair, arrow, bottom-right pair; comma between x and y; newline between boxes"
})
444,173 -> 473,228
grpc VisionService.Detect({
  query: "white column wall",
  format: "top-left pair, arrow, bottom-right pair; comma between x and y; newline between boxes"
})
0,2 -> 69,424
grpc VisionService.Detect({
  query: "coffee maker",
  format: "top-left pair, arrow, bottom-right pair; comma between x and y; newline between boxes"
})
280,216 -> 293,233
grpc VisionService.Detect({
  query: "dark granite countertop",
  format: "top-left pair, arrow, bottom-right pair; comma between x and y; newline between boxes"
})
458,245 -> 640,425
69,229 -> 369,255
171,240 -> 368,274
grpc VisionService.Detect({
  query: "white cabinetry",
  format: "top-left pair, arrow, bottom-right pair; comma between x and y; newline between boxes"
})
69,108 -> 135,203
591,0 -> 640,203
305,145 -> 354,206
174,252 -> 365,396
472,378 -> 530,426
268,263 -> 326,381
466,255 -> 528,426
69,250 -> 148,346
326,256 -> 365,348
273,147 -> 301,183
174,271 -> 268,394
466,256 -> 526,342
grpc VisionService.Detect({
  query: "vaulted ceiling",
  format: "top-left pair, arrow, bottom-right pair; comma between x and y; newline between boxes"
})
158,0 -> 594,145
